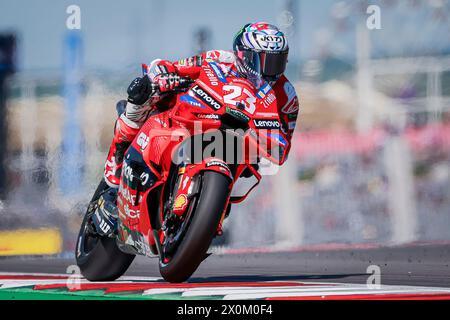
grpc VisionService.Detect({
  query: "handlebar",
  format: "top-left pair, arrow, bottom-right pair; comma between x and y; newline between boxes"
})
149,76 -> 194,94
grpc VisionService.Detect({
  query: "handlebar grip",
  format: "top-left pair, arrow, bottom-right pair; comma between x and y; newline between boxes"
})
150,82 -> 160,92
149,76 -> 193,94
179,77 -> 193,86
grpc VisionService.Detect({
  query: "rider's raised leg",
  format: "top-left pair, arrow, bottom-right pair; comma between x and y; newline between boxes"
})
104,114 -> 140,188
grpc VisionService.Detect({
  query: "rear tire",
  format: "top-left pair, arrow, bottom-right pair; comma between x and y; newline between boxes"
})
75,179 -> 135,281
159,171 -> 231,283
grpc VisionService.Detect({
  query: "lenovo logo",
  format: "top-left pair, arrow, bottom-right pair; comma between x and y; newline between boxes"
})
253,119 -> 281,129
191,85 -> 222,110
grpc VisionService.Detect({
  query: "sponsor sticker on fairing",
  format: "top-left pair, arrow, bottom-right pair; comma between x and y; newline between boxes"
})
209,62 -> 227,83
225,106 -> 250,122
194,113 -> 220,120
190,85 -> 222,111
136,132 -> 149,150
173,194 -> 188,211
252,119 -> 281,129
202,65 -> 220,86
119,187 -> 138,205
180,94 -> 206,109
255,111 -> 279,118
262,92 -> 276,108
256,83 -> 271,99
124,203 -> 140,219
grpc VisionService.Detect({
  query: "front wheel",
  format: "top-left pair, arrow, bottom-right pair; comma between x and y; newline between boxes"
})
75,179 -> 135,281
159,171 -> 231,283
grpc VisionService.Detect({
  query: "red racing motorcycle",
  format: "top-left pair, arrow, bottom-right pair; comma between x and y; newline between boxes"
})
76,61 -> 291,283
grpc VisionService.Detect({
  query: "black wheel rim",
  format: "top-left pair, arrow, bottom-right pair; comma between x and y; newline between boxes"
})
76,179 -> 112,261
160,175 -> 202,264
162,197 -> 196,256
77,212 -> 100,259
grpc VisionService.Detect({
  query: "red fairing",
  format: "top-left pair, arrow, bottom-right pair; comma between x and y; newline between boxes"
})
272,75 -> 300,139
115,50 -> 300,256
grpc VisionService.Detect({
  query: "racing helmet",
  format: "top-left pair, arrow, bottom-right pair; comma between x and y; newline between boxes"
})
233,22 -> 289,87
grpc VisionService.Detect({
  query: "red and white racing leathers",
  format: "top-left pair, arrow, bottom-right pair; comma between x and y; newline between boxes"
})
104,50 -> 300,188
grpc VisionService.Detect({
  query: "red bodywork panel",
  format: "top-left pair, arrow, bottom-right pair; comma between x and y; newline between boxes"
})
116,60 -> 292,256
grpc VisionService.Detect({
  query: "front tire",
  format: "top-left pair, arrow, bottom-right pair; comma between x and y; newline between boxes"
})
75,179 -> 135,281
159,171 -> 231,283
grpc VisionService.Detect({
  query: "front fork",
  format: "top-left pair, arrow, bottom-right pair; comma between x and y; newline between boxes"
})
158,159 -> 234,248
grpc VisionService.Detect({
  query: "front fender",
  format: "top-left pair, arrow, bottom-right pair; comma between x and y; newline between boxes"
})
171,158 -> 232,217
198,158 -> 233,181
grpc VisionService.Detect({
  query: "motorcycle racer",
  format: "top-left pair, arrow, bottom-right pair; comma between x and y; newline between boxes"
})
79,22 -> 302,282
104,21 -> 300,189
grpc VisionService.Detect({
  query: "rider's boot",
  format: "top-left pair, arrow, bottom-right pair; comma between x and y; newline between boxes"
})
104,115 -> 140,188
97,114 -> 140,236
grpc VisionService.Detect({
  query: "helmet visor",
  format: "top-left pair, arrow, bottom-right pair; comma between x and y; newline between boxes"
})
260,50 -> 289,77
237,46 -> 289,78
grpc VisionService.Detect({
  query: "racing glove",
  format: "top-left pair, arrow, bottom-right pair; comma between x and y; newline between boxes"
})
153,73 -> 182,93
127,76 -> 153,105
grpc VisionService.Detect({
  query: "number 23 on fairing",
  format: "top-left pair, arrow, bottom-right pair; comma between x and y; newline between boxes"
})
223,84 -> 257,114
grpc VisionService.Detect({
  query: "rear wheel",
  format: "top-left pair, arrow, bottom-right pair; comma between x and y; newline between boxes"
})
75,179 -> 135,281
159,171 -> 231,283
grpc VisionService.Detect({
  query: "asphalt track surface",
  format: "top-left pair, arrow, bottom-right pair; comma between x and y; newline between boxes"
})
1,244 -> 449,288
